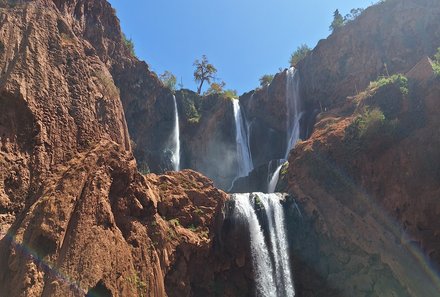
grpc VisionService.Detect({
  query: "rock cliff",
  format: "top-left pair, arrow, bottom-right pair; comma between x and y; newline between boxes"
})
284,60 -> 440,296
1,0 -> 440,296
0,1 -> 240,296
298,0 -> 440,108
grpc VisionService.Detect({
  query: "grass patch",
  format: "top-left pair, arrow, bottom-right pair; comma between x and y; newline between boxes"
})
367,74 -> 408,96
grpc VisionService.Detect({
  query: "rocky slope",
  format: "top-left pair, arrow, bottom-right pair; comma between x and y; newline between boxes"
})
0,139 -> 234,296
298,0 -> 440,108
283,59 -> 440,296
0,0 -> 131,227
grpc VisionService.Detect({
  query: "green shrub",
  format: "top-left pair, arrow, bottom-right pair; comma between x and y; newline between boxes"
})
354,107 -> 385,138
159,71 -> 177,91
127,273 -> 147,297
289,44 -> 311,67
177,90 -> 202,124
122,33 -> 136,57
259,74 -> 274,87
433,47 -> 440,76
223,89 -> 238,99
368,74 -> 408,96
169,218 -> 180,227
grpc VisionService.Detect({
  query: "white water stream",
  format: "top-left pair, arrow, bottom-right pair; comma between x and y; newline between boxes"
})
232,193 -> 295,297
171,95 -> 180,171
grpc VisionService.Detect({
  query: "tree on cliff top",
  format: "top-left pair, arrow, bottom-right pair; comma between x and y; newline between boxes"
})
329,9 -> 344,32
193,55 -> 217,95
259,74 -> 274,87
289,44 -> 311,67
159,71 -> 177,91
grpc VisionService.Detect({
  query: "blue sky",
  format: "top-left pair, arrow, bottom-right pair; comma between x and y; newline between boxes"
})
108,0 -> 375,94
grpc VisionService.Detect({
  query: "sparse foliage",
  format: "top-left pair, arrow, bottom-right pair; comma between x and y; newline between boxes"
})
205,81 -> 225,95
159,71 -> 177,91
289,44 -> 311,67
368,74 -> 408,96
122,33 -> 135,57
205,81 -> 237,99
344,8 -> 364,22
259,74 -> 274,87
330,8 -> 364,32
223,89 -> 238,99
193,55 -> 217,95
433,47 -> 440,76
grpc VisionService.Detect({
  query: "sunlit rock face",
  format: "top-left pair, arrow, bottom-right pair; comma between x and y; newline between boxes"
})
298,0 -> 440,109
1,0 -> 440,296
285,63 -> 440,296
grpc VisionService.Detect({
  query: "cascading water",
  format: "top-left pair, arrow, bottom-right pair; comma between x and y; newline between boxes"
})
268,68 -> 302,192
268,164 -> 282,193
171,95 -> 181,171
285,67 -> 302,159
232,193 -> 295,297
232,99 -> 253,178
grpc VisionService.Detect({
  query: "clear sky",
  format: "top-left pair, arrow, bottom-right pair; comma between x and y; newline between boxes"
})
108,0 -> 376,95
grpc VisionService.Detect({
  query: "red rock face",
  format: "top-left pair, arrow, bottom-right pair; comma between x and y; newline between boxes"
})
298,0 -> 440,108
0,0 -> 130,217
0,1 -> 243,296
285,71 -> 440,296
0,141 -> 231,296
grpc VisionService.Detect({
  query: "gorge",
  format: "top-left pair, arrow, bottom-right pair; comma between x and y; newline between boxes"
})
0,0 -> 440,296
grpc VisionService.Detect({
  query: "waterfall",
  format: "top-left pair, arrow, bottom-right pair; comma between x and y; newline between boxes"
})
267,68 -> 302,191
232,99 -> 253,178
268,164 -> 282,193
285,67 -> 302,159
232,193 -> 295,297
171,95 -> 180,171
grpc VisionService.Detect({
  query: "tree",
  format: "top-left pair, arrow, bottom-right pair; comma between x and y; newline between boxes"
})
223,89 -> 238,99
344,8 -> 364,22
159,71 -> 177,91
289,44 -> 311,67
205,81 -> 225,95
259,74 -> 274,87
193,55 -> 217,95
329,9 -> 344,32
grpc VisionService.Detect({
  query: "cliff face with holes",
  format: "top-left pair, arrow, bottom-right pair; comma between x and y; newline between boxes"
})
0,1 -> 245,296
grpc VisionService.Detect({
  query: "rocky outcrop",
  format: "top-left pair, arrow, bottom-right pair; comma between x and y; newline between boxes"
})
177,91 -> 237,190
0,1 -> 244,296
298,0 -> 440,108
0,0 -> 130,219
0,141 -> 231,297
284,64 -> 440,296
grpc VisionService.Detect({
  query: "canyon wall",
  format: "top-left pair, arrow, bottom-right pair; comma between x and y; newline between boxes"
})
0,1 -> 244,296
